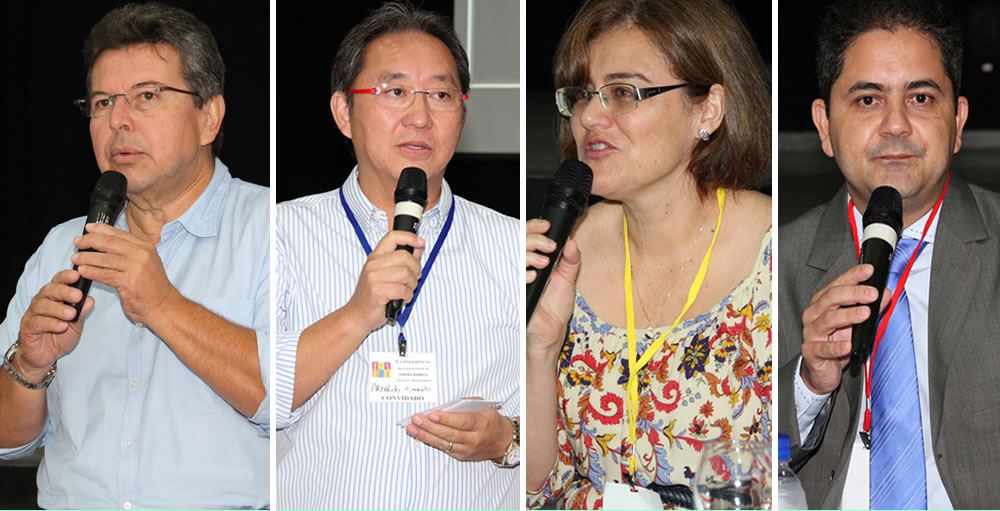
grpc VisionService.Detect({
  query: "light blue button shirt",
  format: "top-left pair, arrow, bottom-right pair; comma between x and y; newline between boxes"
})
275,168 -> 520,509
0,159 -> 269,509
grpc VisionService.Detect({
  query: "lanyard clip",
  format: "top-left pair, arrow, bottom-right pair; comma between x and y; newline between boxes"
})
397,331 -> 407,357
861,407 -> 872,450
623,471 -> 639,492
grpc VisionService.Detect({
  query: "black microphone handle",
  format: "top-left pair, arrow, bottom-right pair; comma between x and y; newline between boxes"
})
68,208 -> 119,322
526,203 -> 579,322
69,261 -> 94,321
850,237 -> 894,366
386,213 -> 420,323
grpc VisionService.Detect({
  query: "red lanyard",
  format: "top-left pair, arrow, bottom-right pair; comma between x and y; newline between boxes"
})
847,173 -> 949,439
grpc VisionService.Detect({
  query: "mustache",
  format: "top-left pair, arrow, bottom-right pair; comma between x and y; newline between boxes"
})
108,135 -> 143,151
866,138 -> 926,159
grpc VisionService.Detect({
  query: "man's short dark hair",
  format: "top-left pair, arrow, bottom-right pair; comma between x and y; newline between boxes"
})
330,2 -> 470,104
84,2 -> 226,156
816,0 -> 963,106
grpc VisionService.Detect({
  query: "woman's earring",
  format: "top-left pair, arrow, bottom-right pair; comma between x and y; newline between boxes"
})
698,128 -> 711,142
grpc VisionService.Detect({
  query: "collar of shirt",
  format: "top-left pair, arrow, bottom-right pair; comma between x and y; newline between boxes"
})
848,193 -> 942,245
113,158 -> 232,239
340,165 -> 454,242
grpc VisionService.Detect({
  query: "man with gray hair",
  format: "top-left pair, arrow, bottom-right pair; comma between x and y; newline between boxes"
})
275,2 -> 519,509
0,3 -> 268,508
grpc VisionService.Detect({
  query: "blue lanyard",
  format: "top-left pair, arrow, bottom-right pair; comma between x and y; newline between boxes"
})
339,188 -> 456,354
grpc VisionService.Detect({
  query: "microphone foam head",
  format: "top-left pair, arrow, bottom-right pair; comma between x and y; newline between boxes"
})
395,167 -> 428,207
864,185 -> 903,234
548,160 -> 593,214
92,170 -> 128,204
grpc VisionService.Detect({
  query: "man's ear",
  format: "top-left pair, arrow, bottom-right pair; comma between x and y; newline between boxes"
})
812,98 -> 835,158
953,95 -> 969,154
199,95 -> 226,147
331,91 -> 352,139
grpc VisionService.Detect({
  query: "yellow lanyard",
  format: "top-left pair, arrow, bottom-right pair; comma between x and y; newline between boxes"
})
623,188 -> 725,477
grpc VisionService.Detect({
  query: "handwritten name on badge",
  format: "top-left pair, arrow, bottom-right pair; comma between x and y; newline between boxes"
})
368,352 -> 439,403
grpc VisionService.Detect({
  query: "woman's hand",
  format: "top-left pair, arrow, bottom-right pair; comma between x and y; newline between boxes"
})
526,219 -> 581,358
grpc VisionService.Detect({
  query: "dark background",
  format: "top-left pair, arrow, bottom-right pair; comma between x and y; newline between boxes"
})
778,0 -> 1000,131
778,0 -> 1000,224
0,1 -> 268,508
525,0 -> 772,215
276,1 -> 519,219
526,0 -> 771,93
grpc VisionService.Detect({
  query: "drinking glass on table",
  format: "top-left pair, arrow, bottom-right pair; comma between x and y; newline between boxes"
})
694,438 -> 769,510
753,439 -> 772,510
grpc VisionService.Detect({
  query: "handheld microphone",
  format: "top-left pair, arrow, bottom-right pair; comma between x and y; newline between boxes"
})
850,186 -> 903,367
70,171 -> 128,321
386,167 -> 428,325
526,160 -> 593,322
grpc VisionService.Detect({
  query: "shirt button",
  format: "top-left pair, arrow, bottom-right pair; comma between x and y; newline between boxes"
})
129,379 -> 139,389
123,501 -> 132,510
124,439 -> 133,449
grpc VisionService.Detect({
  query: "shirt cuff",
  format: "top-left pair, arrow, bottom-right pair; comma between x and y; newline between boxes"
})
794,355 -> 831,441
275,331 -> 304,429
248,328 -> 270,431
0,428 -> 44,461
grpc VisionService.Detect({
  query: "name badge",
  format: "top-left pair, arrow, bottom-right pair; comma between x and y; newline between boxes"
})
368,352 -> 438,403
604,482 -> 662,510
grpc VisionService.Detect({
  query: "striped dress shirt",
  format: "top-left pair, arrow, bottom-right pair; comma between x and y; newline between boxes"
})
275,168 -> 520,510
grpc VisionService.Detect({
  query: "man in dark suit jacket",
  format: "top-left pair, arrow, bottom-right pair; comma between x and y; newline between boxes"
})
778,0 -> 1000,508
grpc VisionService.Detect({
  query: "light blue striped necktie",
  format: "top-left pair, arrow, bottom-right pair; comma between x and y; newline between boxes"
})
870,237 -> 928,509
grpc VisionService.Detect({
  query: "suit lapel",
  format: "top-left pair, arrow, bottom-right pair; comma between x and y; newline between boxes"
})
927,174 -> 987,456
807,186 -> 867,481
806,186 -> 857,278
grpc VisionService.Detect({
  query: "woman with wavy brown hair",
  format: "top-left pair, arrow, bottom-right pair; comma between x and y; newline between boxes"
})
525,0 -> 771,508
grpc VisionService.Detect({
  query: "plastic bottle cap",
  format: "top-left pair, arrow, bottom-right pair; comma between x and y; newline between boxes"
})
778,433 -> 791,462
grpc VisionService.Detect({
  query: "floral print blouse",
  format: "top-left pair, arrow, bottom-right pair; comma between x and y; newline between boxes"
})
527,230 -> 772,510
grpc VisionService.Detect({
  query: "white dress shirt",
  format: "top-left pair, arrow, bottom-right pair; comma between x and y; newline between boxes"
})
794,201 -> 953,510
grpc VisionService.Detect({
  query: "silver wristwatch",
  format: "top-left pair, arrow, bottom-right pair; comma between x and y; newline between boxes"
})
3,341 -> 57,390
493,416 -> 520,468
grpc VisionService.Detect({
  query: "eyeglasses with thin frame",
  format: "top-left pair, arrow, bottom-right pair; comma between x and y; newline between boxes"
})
74,83 -> 200,118
555,82 -> 690,118
348,83 -> 469,111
